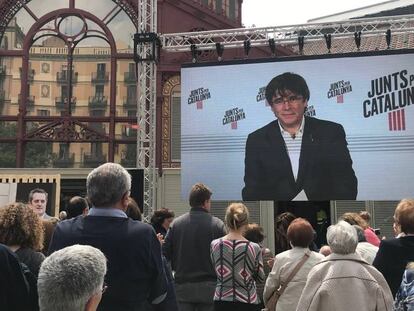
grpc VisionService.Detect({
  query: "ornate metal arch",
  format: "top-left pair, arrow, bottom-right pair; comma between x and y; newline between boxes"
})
0,0 -> 138,45
161,74 -> 180,167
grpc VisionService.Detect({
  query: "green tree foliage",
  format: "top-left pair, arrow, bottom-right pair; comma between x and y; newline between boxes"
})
0,122 -> 53,168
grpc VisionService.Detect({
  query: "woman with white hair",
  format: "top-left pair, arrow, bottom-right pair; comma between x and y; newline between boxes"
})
296,221 -> 393,311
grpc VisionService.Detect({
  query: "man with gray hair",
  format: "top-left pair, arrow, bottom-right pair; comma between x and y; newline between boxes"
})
49,163 -> 167,311
296,221 -> 393,311
38,245 -> 106,311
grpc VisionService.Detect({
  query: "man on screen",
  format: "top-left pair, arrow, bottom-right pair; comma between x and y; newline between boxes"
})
242,72 -> 357,201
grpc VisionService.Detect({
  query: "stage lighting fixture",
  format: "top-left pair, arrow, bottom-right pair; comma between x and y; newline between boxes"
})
215,43 -> 224,61
298,36 -> 305,55
386,29 -> 392,49
243,40 -> 251,58
354,31 -> 362,50
190,44 -> 197,63
324,34 -> 332,53
268,38 -> 276,56
133,32 -> 160,63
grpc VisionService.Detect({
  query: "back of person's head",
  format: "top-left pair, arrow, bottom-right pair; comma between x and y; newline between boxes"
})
275,212 -> 296,253
38,245 -> 107,311
28,188 -> 48,203
225,203 -> 249,231
125,197 -> 142,221
41,218 -> 58,255
394,199 -> 414,234
265,72 -> 310,104
275,212 -> 296,231
150,208 -> 175,226
359,211 -> 371,224
353,225 -> 367,242
327,221 -> 358,255
188,183 -> 212,208
340,212 -> 368,229
287,218 -> 314,248
319,245 -> 332,257
86,162 -> 131,208
244,223 -> 265,244
0,202 -> 44,251
66,196 -> 89,219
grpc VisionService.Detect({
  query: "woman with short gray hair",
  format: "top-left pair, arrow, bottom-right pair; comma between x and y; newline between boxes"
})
38,244 -> 107,311
296,221 -> 393,311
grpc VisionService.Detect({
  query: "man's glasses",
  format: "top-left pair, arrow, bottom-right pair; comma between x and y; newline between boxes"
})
271,95 -> 304,105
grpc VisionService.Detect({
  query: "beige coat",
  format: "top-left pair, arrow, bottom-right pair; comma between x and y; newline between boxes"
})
296,253 -> 393,311
263,247 -> 324,311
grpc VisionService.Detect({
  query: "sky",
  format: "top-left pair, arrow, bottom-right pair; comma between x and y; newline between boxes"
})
242,0 -> 388,27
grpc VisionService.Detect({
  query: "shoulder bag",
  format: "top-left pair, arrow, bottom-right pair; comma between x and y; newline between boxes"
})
264,251 -> 310,311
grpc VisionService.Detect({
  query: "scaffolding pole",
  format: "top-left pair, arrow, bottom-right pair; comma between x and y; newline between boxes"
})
136,0 -> 157,219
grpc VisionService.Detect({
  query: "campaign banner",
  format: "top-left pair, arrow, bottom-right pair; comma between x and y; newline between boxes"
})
181,50 -> 414,200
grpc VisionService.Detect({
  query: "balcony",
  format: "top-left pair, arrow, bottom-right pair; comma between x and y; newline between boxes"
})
0,90 -> 5,103
18,94 -> 35,107
88,96 -> 107,110
56,71 -> 78,84
83,153 -> 106,168
55,97 -> 77,110
0,65 -> 6,78
91,72 -> 109,84
124,71 -> 136,84
19,68 -> 35,83
122,125 -> 138,139
123,96 -> 137,109
53,153 -> 75,168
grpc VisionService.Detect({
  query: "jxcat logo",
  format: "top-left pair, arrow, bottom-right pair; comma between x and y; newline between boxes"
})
256,86 -> 266,103
327,80 -> 353,103
363,70 -> 414,131
187,87 -> 211,110
222,107 -> 246,130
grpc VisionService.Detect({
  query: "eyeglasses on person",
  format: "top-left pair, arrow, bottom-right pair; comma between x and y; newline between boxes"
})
271,95 -> 304,105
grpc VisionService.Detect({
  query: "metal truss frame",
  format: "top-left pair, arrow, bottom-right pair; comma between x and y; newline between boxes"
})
136,0 -> 157,219
138,9 -> 414,216
160,13 -> 414,52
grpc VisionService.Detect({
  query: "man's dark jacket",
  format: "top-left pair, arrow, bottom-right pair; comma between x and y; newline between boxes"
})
49,215 -> 166,311
163,207 -> 226,284
242,116 -> 357,201
373,236 -> 414,297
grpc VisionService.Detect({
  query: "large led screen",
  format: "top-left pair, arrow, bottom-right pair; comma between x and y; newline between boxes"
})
181,50 -> 414,200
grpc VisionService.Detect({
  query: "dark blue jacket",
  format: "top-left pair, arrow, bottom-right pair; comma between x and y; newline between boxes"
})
49,215 -> 167,311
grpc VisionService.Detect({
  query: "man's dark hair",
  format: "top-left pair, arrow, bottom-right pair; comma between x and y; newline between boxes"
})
244,223 -> 265,244
66,196 -> 89,219
188,183 -> 212,208
126,197 -> 142,221
28,188 -> 48,202
265,72 -> 310,104
150,208 -> 175,226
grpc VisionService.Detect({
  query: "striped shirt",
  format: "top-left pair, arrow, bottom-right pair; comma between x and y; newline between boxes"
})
210,238 -> 265,304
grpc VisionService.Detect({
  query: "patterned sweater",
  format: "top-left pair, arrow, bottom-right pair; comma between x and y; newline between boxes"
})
210,238 -> 265,304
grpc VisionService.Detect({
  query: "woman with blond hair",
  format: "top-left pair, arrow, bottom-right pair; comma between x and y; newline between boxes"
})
210,203 -> 264,311
0,202 -> 45,277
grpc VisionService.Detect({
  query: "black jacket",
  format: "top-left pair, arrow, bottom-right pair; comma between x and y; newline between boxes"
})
373,235 -> 414,297
242,116 -> 357,201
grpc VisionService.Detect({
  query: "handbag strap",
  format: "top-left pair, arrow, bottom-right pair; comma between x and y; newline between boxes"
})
278,251 -> 310,297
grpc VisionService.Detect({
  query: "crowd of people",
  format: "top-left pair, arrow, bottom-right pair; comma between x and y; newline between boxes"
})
0,162 -> 413,311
